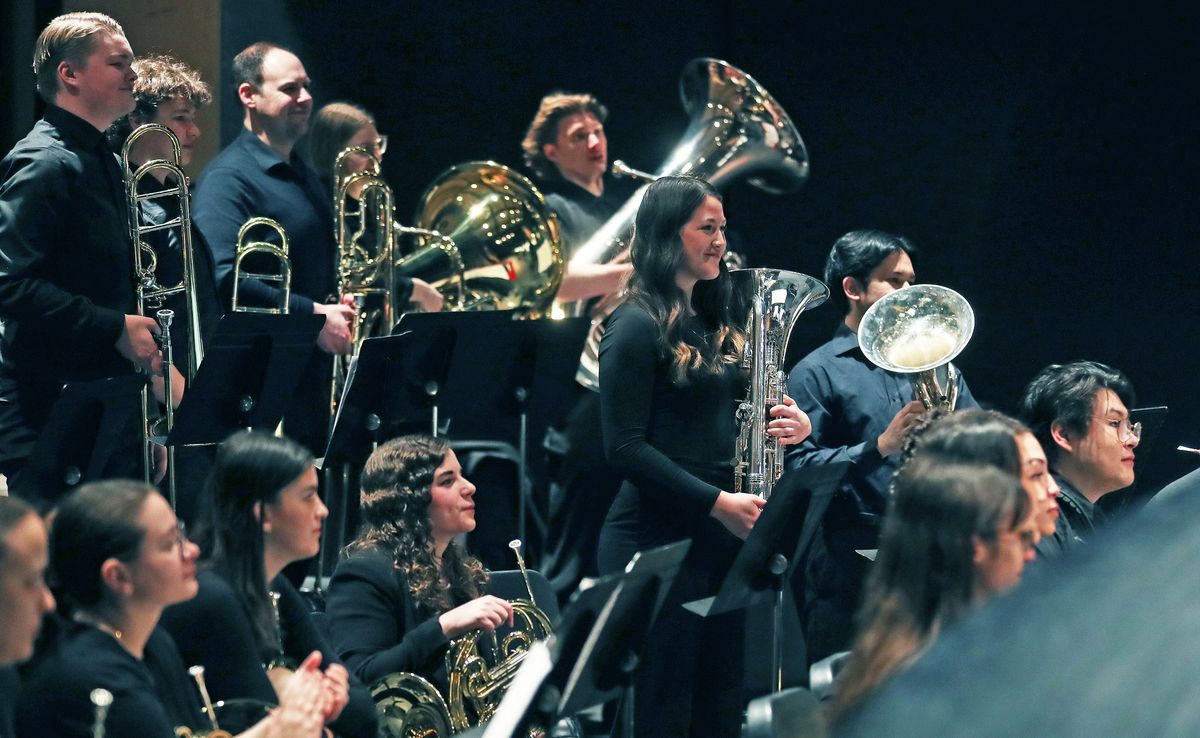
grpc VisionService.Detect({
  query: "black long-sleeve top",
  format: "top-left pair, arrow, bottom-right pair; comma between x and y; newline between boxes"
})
159,569 -> 377,738
192,129 -> 334,315
598,301 -> 744,550
16,622 -> 203,738
785,323 -> 978,520
326,545 -> 452,687
0,106 -> 137,466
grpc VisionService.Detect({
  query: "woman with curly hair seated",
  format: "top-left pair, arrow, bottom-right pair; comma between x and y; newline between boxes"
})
324,434 -> 514,691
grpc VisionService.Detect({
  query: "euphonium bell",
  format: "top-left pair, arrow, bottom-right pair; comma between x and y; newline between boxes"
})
857,284 -> 975,410
730,269 -> 829,499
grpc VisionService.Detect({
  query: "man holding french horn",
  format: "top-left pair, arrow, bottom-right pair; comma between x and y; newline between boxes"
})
785,229 -> 979,665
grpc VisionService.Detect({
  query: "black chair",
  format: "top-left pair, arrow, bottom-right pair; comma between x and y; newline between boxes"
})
743,687 -> 826,738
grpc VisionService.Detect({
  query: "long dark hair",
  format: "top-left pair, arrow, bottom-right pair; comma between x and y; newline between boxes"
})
51,480 -> 155,611
832,459 -> 1029,718
625,175 -> 744,383
345,434 -> 487,616
203,431 -> 313,652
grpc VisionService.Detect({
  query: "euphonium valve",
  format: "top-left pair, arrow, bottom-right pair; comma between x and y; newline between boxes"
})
857,284 -> 975,411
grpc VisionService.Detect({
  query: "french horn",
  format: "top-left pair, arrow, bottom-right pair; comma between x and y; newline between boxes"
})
857,284 -> 975,410
372,541 -> 555,738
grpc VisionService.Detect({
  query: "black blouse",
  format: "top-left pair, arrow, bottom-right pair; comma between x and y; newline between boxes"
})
326,546 -> 452,688
600,303 -> 743,517
16,622 -> 202,738
160,569 -> 378,738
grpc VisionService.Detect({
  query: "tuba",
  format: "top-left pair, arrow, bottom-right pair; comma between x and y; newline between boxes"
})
857,284 -> 975,410
571,58 -> 810,390
411,161 -> 564,317
372,541 -> 555,738
730,269 -> 829,499
122,123 -> 204,509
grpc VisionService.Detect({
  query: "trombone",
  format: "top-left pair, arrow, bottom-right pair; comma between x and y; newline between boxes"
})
230,217 -> 292,315
122,123 -> 204,509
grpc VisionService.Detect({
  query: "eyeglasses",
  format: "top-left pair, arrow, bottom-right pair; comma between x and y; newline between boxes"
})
374,135 -> 388,156
1099,417 -> 1142,443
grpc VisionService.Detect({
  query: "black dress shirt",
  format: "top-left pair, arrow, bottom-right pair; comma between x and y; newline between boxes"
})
785,322 -> 978,519
1035,472 -> 1105,557
0,106 -> 137,468
192,128 -> 333,315
192,130 -> 336,453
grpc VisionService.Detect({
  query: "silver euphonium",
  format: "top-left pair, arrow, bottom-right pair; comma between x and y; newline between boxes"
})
730,269 -> 829,499
857,284 -> 975,410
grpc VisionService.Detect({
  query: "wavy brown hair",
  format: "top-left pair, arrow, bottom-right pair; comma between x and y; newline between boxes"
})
346,435 -> 487,616
626,175 -> 745,384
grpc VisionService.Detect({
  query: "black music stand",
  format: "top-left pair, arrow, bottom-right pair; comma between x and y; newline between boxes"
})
468,540 -> 692,738
167,312 -> 323,446
683,462 -> 849,692
15,374 -> 146,508
492,317 -> 590,542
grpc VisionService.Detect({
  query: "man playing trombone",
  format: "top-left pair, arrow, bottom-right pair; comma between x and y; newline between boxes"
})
0,12 -> 163,503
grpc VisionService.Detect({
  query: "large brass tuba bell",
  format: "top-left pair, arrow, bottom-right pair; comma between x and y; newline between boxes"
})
570,58 -> 810,390
570,57 -> 809,270
857,284 -> 975,410
411,161 -> 564,317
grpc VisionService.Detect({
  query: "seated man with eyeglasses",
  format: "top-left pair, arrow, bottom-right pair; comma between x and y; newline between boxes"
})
1017,361 -> 1141,556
